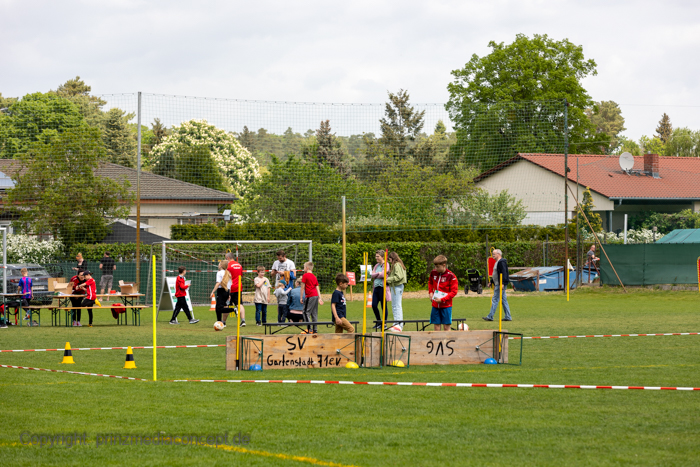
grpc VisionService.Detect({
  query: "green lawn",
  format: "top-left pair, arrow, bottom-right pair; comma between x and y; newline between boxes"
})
1,288 -> 699,466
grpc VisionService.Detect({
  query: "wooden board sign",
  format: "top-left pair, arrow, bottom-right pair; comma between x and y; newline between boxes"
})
226,334 -> 357,370
226,330 -> 506,370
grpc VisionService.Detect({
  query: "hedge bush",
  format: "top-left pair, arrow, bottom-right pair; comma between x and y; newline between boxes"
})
170,223 -> 565,244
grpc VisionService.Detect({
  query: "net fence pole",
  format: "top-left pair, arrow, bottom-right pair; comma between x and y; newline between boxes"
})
564,98 -> 569,302
342,196 -> 346,274
2,228 -> 6,294
152,254 -> 156,382
136,91 -> 142,290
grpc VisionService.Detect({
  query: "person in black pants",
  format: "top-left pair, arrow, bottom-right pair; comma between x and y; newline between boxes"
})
69,272 -> 86,326
371,250 -> 388,329
170,266 -> 199,325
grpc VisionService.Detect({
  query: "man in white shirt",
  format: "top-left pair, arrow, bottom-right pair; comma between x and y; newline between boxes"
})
270,250 -> 296,286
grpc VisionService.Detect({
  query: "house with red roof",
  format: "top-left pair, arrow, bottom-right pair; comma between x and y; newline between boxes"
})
474,153 -> 700,231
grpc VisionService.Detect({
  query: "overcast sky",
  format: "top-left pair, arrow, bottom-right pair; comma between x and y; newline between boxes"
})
2,0 -> 699,141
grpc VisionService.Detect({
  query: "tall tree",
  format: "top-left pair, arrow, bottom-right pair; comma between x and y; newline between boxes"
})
656,113 -> 673,143
379,89 -> 425,159
102,108 -> 137,167
585,101 -> 626,151
238,125 -> 256,153
0,92 -> 17,111
665,128 -> 700,157
0,92 -> 86,159
313,120 -> 346,172
5,127 -> 132,247
151,118 -> 169,146
446,34 -> 598,168
52,76 -> 106,128
175,144 -> 227,191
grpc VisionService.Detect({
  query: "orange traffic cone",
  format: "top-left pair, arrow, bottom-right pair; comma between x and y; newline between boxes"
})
123,346 -> 136,369
60,342 -> 75,364
210,296 -> 216,311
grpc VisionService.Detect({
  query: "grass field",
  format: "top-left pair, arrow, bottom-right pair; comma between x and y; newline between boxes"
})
1,287 -> 699,466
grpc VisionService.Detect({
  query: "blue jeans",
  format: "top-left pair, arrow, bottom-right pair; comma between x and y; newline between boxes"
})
389,284 -> 404,326
255,303 -> 268,324
487,283 -> 512,320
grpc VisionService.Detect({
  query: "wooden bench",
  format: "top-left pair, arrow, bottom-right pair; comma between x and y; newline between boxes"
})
58,305 -> 148,326
373,318 -> 467,332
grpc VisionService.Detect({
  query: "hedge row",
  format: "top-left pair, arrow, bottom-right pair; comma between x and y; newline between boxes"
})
170,223 -> 566,244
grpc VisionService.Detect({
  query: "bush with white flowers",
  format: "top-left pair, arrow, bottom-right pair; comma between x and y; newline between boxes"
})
7,234 -> 64,264
149,119 -> 260,197
582,228 -> 664,244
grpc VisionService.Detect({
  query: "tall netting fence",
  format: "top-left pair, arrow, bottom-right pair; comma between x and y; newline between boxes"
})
0,91 -> 574,298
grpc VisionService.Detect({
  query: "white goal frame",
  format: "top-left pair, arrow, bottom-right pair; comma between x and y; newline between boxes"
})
157,240 -> 313,308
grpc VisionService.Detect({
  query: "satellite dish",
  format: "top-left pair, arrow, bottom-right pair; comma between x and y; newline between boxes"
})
619,152 -> 634,173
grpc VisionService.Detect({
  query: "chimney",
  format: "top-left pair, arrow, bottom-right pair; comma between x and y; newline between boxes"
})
644,153 -> 660,178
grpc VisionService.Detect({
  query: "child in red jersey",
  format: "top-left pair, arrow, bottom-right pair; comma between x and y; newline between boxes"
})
225,252 -> 246,327
169,266 -> 199,325
76,270 -> 97,327
428,255 -> 459,331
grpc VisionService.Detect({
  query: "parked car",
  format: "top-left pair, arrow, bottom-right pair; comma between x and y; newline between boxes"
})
5,264 -> 54,305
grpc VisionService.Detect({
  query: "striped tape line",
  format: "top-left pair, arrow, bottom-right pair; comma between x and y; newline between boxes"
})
165,269 -> 302,274
509,332 -> 700,340
170,379 -> 700,391
0,364 -> 149,381
1,344 -> 226,352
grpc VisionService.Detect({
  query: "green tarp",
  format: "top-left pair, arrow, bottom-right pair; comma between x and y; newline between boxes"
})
600,244 -> 700,286
656,229 -> 700,244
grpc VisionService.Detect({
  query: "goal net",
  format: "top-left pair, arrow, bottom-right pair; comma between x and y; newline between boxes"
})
146,240 -> 312,311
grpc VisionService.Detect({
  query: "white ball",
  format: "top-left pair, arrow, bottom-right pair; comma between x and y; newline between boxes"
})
214,321 -> 225,331
458,322 -> 469,331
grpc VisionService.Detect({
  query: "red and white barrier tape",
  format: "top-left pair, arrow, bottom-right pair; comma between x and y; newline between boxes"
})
164,269 -> 302,274
170,379 -> 700,391
509,332 -> 700,340
1,344 -> 226,352
0,364 -> 148,381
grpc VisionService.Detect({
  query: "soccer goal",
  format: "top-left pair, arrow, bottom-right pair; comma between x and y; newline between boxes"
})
147,240 -> 312,316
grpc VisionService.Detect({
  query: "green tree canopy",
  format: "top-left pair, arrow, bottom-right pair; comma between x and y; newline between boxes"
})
51,76 -> 107,128
585,101 -> 626,152
0,92 -> 87,159
665,127 -> 700,157
102,108 -> 137,167
379,89 -> 425,160
5,127 -> 133,246
446,34 -> 599,169
656,113 -> 673,143
175,144 -> 227,191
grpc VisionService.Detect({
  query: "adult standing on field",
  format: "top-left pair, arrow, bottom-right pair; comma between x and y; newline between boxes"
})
371,250 -> 388,329
270,250 -> 296,286
225,252 -> 246,327
483,249 -> 512,322
386,251 -> 407,331
73,253 -> 88,273
99,251 -> 116,297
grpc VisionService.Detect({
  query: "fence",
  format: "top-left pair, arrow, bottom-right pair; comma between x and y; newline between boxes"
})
600,244 -> 700,286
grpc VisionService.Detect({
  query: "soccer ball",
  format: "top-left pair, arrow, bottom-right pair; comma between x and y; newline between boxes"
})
458,322 -> 469,331
213,321 -> 225,331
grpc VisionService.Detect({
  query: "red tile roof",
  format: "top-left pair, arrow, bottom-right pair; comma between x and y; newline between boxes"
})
474,153 -> 700,200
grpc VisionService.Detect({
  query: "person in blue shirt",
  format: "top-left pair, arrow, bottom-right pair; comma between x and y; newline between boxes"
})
18,268 -> 33,322
287,278 -> 304,323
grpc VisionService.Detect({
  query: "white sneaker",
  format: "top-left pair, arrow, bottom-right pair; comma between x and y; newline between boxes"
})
169,320 -> 178,325
241,320 -> 246,327
189,319 -> 199,324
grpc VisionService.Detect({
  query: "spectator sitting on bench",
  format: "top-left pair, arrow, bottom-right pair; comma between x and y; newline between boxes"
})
287,278 -> 304,323
331,274 -> 355,334
18,267 -> 33,322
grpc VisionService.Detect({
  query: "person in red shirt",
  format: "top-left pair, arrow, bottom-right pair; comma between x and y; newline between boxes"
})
75,271 -> 97,327
225,252 -> 246,327
169,266 -> 199,324
300,261 -> 323,334
428,255 -> 459,331
69,272 -> 86,326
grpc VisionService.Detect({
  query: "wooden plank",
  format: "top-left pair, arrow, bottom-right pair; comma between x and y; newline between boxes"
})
226,333 -> 358,370
372,330 -> 507,365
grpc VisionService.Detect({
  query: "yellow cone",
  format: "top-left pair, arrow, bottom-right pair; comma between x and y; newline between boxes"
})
345,361 -> 359,369
390,360 -> 405,368
60,342 -> 75,364
123,346 -> 137,369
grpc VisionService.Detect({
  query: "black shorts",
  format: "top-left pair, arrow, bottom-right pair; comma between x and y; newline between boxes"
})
229,291 -> 242,307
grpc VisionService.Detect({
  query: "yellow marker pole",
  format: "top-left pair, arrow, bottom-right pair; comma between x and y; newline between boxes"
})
152,256 -> 157,381
236,276 -> 241,371
498,273 -> 503,355
362,252 -> 367,336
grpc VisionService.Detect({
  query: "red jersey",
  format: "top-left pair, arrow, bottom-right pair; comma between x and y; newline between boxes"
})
70,275 -> 86,295
302,272 -> 319,297
175,275 -> 189,298
227,260 -> 243,292
84,278 -> 97,300
428,269 -> 458,309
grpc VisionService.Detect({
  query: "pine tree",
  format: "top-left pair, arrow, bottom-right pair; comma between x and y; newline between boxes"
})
238,126 -> 256,153
151,118 -> 169,146
575,188 -> 602,233
315,120 -> 346,171
102,108 -> 137,167
379,89 -> 425,159
656,113 -> 672,143
52,76 -> 106,127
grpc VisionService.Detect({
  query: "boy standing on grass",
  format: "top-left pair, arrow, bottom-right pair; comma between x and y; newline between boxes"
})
77,271 -> 97,328
274,279 -> 291,323
300,262 -> 323,334
428,255 -> 458,331
225,252 -> 246,327
331,274 -> 354,334
253,266 -> 271,326
19,268 -> 33,322
169,266 -> 199,325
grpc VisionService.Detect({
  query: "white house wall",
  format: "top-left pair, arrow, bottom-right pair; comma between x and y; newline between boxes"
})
475,159 -> 614,226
